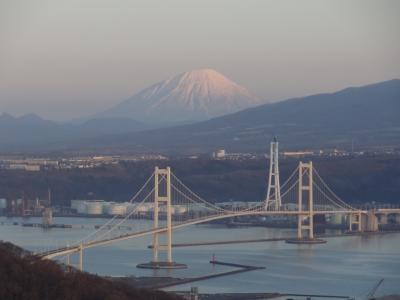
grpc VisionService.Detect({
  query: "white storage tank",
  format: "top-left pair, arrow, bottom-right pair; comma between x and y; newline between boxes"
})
86,200 -> 104,215
188,203 -> 207,213
71,200 -> 88,214
173,205 -> 187,214
0,198 -> 7,209
125,203 -> 136,214
107,203 -> 127,216
134,202 -> 153,213
102,201 -> 111,212
77,203 -> 87,214
71,200 -> 86,211
329,213 -> 344,225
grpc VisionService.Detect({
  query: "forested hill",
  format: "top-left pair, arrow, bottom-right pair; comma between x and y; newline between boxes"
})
0,155 -> 399,206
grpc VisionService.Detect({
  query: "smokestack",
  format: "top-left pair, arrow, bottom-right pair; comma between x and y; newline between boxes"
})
48,188 -> 51,207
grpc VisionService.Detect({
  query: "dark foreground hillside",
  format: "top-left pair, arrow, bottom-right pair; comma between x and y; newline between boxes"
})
0,241 -> 181,300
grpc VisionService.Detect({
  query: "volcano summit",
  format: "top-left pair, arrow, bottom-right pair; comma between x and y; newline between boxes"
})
96,69 -> 261,124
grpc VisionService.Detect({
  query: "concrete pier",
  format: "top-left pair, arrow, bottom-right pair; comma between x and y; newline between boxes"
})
366,210 -> 379,232
396,214 -> 400,224
378,214 -> 389,225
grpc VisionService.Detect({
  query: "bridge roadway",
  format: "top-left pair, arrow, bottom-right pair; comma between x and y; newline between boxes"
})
39,209 -> 367,259
40,208 -> 400,259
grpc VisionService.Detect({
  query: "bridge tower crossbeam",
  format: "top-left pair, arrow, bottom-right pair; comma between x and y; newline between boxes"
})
349,212 -> 362,232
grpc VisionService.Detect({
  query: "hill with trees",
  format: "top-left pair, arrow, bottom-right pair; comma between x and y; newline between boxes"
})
0,155 -> 399,207
0,241 -> 181,300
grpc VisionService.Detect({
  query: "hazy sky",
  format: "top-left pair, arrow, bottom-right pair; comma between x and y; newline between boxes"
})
1,0 -> 399,120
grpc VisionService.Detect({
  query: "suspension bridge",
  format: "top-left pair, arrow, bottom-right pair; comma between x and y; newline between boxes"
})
37,140 -> 400,270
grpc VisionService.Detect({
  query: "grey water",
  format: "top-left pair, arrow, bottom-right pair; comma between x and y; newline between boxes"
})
0,216 -> 399,298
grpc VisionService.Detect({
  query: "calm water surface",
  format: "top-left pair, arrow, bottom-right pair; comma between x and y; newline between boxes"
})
0,216 -> 399,297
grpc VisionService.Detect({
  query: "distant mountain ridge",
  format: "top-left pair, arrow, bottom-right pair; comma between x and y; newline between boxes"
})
82,79 -> 400,153
0,79 -> 398,153
96,69 -> 262,123
0,112 -> 53,125
0,113 -> 146,150
0,113 -> 60,147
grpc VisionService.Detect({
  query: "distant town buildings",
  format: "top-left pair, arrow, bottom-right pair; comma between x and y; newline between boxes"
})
0,158 -> 57,171
209,147 -> 400,161
0,154 -> 168,171
213,149 -> 226,159
0,147 -> 398,173
212,149 -> 260,160
282,151 -> 314,158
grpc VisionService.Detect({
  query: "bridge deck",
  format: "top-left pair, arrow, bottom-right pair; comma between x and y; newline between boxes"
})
40,209 -> 373,259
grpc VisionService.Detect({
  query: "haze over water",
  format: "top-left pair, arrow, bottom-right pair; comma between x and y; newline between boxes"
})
1,216 -> 399,297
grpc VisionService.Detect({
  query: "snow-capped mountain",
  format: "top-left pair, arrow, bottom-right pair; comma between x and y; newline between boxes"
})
96,69 -> 261,123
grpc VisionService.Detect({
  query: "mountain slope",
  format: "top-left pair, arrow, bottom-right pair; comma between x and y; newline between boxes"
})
96,69 -> 261,123
86,79 -> 400,153
78,118 -> 147,136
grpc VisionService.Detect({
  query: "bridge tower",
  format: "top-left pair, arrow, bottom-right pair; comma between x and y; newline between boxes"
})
286,161 -> 325,244
137,166 -> 186,269
152,166 -> 173,265
264,137 -> 282,210
297,161 -> 314,239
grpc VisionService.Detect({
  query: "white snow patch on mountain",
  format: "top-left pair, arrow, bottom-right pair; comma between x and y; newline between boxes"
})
97,69 -> 262,123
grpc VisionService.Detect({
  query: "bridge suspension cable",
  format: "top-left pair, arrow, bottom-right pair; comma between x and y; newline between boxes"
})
87,185 -> 156,243
39,161 -> 361,261
313,168 -> 355,211
74,171 -> 156,245
170,172 -> 230,213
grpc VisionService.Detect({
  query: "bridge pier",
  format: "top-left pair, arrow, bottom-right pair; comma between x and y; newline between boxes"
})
348,212 -> 363,232
65,243 -> 71,267
79,243 -> 83,271
137,167 -> 186,269
396,214 -> 400,224
378,213 -> 388,225
349,213 -> 361,232
366,210 -> 378,232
